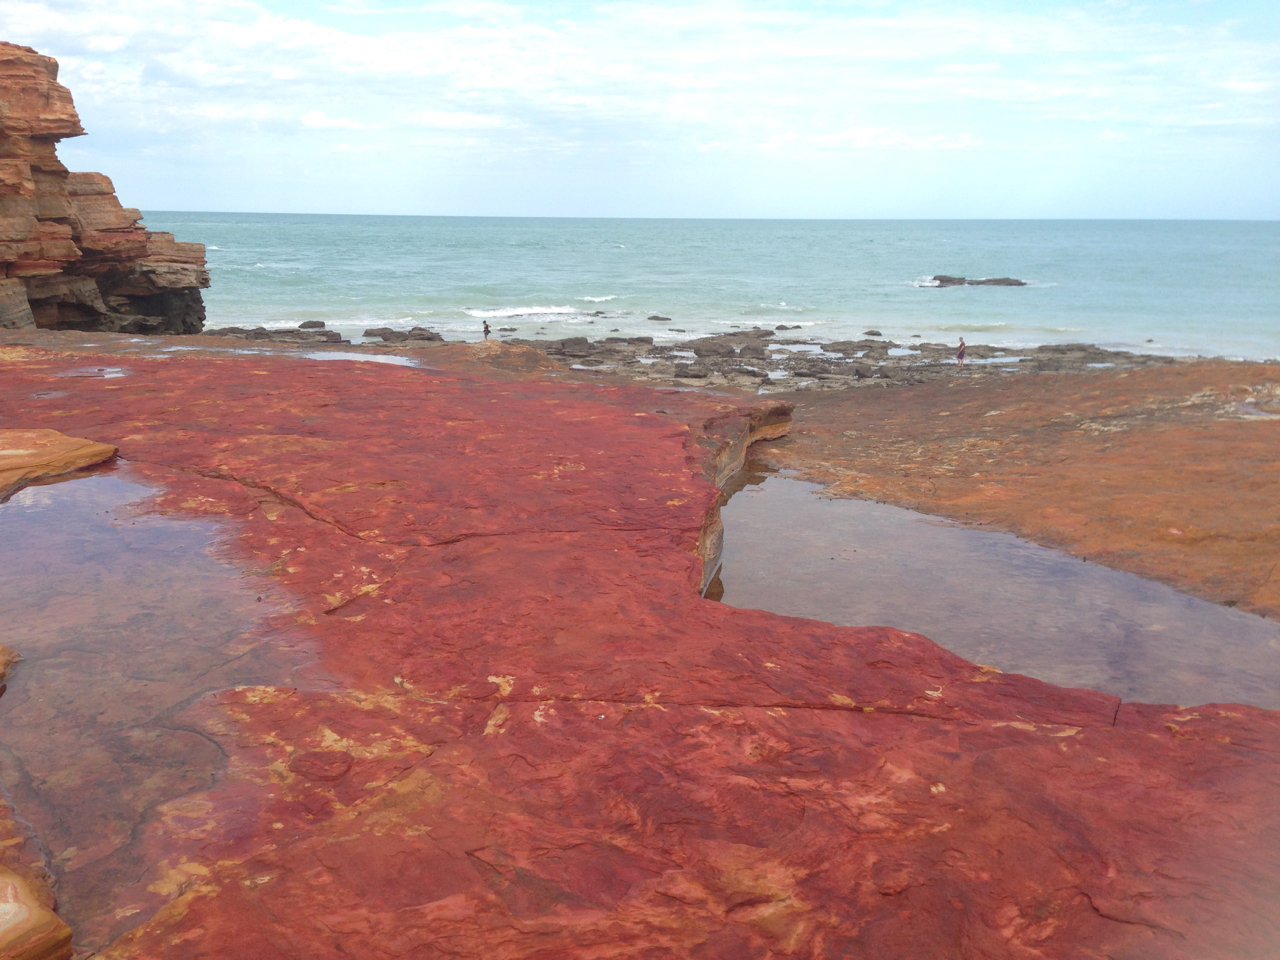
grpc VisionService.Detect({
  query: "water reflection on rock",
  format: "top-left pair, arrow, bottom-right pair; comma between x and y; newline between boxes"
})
0,464 -> 308,949
713,464 -> 1280,708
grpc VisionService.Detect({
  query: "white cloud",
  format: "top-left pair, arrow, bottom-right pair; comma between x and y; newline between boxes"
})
0,0 -> 1275,215
302,109 -> 374,129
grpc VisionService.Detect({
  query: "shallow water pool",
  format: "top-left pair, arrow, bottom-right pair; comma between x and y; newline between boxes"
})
710,465 -> 1280,708
0,465 -> 311,948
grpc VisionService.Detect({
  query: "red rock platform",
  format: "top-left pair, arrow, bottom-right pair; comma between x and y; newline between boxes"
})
2,347 -> 1278,959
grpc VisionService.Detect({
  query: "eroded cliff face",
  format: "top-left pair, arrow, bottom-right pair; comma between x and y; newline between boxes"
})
0,43 -> 208,334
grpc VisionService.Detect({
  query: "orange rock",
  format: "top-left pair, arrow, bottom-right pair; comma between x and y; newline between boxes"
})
0,429 -> 116,500
0,44 -> 83,140
0,43 -> 207,334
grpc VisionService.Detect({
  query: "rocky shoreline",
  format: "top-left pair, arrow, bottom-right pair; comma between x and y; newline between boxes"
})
200,321 -> 1198,391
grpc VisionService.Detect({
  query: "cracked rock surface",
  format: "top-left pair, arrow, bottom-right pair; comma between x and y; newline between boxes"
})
0,345 -> 1277,958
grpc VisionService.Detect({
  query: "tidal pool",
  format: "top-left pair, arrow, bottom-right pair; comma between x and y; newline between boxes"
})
0,464 -> 311,949
709,464 -> 1280,709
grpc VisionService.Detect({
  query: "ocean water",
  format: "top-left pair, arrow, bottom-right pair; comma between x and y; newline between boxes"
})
143,214 -> 1280,359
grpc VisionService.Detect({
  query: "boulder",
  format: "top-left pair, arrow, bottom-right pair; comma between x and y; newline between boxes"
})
298,321 -> 325,330
691,338 -> 736,358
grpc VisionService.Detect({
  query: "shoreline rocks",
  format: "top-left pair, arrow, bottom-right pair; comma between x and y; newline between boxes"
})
0,43 -> 208,335
503,328 -> 1190,390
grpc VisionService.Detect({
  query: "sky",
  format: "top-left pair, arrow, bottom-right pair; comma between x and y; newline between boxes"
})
3,0 -> 1277,218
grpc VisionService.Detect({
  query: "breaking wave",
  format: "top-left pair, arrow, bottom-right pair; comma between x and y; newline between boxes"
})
464,305 -> 578,318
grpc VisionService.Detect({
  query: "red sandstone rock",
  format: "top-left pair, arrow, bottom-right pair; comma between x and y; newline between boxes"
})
0,43 -> 207,333
0,350 -> 1277,958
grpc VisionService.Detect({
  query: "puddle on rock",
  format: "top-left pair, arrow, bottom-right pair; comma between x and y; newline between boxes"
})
0,463 -> 312,949
710,464 -> 1280,708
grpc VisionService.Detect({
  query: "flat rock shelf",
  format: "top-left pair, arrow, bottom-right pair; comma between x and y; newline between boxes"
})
0,342 -> 1277,959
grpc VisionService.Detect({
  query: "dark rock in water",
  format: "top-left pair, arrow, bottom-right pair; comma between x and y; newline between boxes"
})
776,324 -> 802,331
648,315 -> 672,322
931,275 -> 1026,287
853,364 -> 874,379
298,321 -> 326,330
603,336 -> 653,346
674,362 -> 709,378
499,327 -> 517,332
363,327 -> 442,343
738,343 -> 769,361
545,337 -> 592,358
863,329 -> 883,337
692,339 -> 736,358
209,326 -> 345,344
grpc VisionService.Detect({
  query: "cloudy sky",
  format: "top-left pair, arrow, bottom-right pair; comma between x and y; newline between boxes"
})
4,0 -> 1277,217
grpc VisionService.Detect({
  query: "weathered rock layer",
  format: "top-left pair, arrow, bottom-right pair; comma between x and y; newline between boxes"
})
0,43 -> 207,334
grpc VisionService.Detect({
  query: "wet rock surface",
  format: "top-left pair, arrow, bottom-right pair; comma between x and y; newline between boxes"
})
0,343 -> 1277,958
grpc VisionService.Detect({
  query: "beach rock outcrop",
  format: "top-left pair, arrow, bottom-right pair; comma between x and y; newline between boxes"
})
0,43 -> 208,334
362,326 -> 442,343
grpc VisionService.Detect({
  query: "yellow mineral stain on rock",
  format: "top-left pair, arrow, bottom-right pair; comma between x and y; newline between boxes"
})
828,694 -> 857,708
483,703 -> 511,736
146,860 -> 211,898
487,675 -> 515,696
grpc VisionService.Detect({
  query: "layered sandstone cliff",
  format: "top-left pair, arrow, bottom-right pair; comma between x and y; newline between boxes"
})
0,42 -> 207,334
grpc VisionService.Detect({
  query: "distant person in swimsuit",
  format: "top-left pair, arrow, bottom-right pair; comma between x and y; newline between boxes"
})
956,337 -> 966,368
483,320 -> 491,340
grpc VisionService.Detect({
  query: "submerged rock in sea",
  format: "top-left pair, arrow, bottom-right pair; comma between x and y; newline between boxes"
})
930,275 -> 1027,287
0,43 -> 208,334
1,347 -> 1277,958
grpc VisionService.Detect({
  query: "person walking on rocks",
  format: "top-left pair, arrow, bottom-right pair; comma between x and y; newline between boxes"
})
956,337 -> 966,369
483,320 -> 491,340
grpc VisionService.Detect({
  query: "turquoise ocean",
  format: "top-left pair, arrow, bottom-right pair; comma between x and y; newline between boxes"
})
143,214 -> 1280,359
